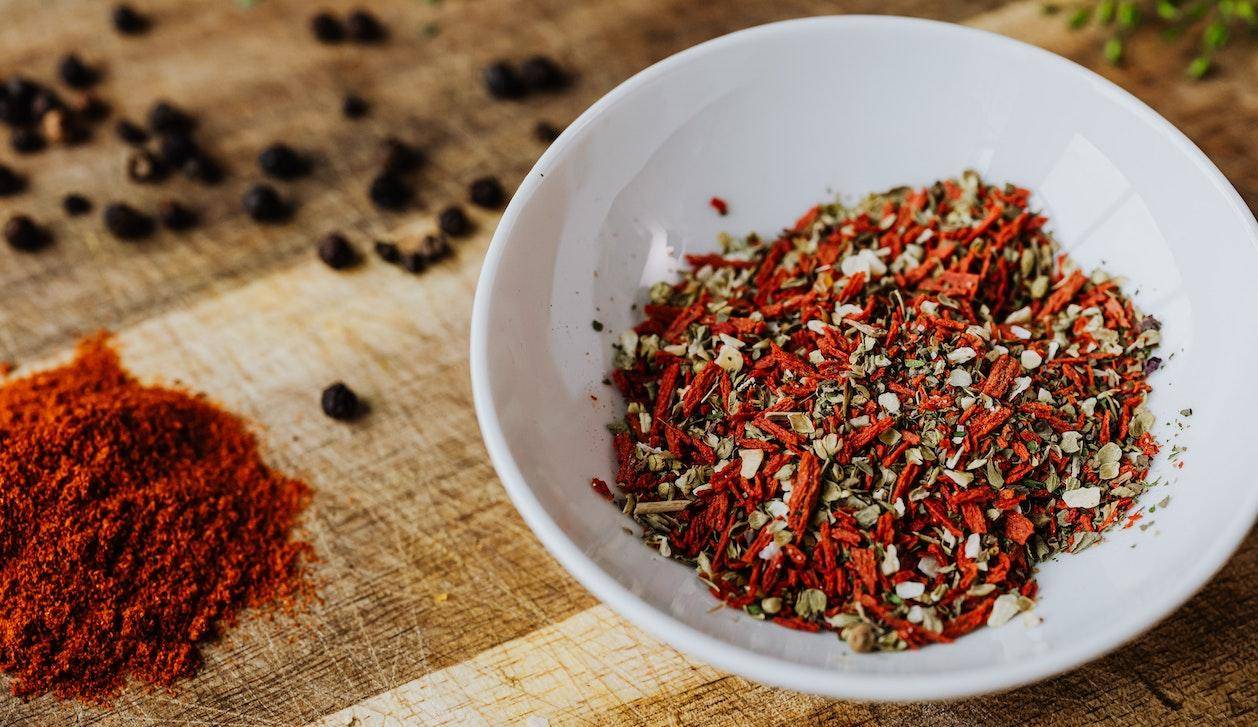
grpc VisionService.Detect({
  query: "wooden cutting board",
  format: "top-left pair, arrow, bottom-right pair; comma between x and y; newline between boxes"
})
0,1 -> 1253,724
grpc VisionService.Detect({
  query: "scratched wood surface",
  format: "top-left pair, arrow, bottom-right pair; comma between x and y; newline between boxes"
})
0,1 -> 1253,725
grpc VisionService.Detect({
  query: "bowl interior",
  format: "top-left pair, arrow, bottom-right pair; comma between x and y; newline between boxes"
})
473,17 -> 1258,699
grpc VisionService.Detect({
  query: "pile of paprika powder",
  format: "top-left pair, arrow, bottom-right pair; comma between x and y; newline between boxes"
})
0,334 -> 313,702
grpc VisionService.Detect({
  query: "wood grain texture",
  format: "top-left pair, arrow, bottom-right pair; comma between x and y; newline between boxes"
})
0,0 -> 1252,725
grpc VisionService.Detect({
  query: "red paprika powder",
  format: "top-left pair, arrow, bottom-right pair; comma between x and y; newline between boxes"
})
0,334 -> 313,702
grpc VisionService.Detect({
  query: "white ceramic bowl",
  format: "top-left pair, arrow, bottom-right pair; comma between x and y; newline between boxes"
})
470,16 -> 1258,701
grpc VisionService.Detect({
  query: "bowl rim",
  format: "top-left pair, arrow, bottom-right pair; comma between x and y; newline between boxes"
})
470,14 -> 1258,701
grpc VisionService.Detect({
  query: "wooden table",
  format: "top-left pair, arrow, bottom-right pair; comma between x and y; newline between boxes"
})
0,1 -> 1253,724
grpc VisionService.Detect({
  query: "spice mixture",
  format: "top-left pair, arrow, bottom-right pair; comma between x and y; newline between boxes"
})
601,172 -> 1163,651
0,335 -> 312,700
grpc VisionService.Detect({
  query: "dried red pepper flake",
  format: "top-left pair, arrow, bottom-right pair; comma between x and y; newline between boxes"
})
709,196 -> 729,216
597,172 -> 1165,651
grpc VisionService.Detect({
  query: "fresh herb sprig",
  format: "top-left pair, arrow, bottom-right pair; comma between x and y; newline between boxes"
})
1045,0 -> 1256,77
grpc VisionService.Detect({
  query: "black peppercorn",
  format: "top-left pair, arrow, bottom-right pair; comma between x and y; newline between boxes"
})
401,251 -> 426,273
63,194 -> 92,216
534,120 -> 560,143
115,118 -> 149,145
103,202 -> 154,240
11,128 -> 45,155
57,54 -> 99,89
341,94 -> 369,119
368,173 -> 411,210
126,150 -> 168,184
310,12 -> 345,43
242,183 -> 290,222
520,55 -> 568,92
30,88 -> 62,120
74,94 -> 110,122
3,215 -> 49,252
373,239 -> 400,264
381,137 -> 423,175
111,4 -> 149,35
258,142 -> 309,179
320,382 -> 361,420
157,199 -> 197,231
2,77 -> 40,122
482,61 -> 524,100
346,9 -> 386,43
146,101 -> 193,135
468,176 -> 505,209
182,154 -> 224,185
0,165 -> 26,197
437,205 -> 471,237
317,232 -> 358,270
158,131 -> 199,167
417,232 -> 450,263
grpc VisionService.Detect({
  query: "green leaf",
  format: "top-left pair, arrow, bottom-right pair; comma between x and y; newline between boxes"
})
1187,55 -> 1212,79
1098,0 -> 1117,23
1204,21 -> 1229,49
1117,0 -> 1140,27
1237,1 -> 1257,24
1155,1 -> 1179,20
1104,36 -> 1124,64
1069,7 -> 1091,28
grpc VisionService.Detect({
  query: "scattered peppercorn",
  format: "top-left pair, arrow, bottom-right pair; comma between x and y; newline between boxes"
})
0,165 -> 26,197
320,382 -> 361,420
0,78 -> 36,126
258,142 -> 310,179
310,12 -> 345,43
115,118 -> 149,145
111,4 -> 150,35
158,131 -> 199,167
63,194 -> 92,216
157,199 -> 197,231
57,54 -> 99,89
146,101 -> 193,135
520,55 -> 569,92
381,137 -> 423,174
103,202 -> 154,240
416,232 -> 450,263
29,88 -> 60,120
709,196 -> 728,216
400,250 -> 426,273
346,9 -> 386,43
182,154 -> 224,185
3,215 -> 49,252
341,94 -> 369,119
317,232 -> 358,269
437,205 -> 471,237
11,128 -> 45,155
534,120 -> 560,143
482,61 -> 524,100
368,172 -> 411,210
468,176 -> 505,209
373,240 -> 400,264
126,149 -> 168,184
242,183 -> 290,223
73,94 -> 110,122
399,234 -> 451,273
